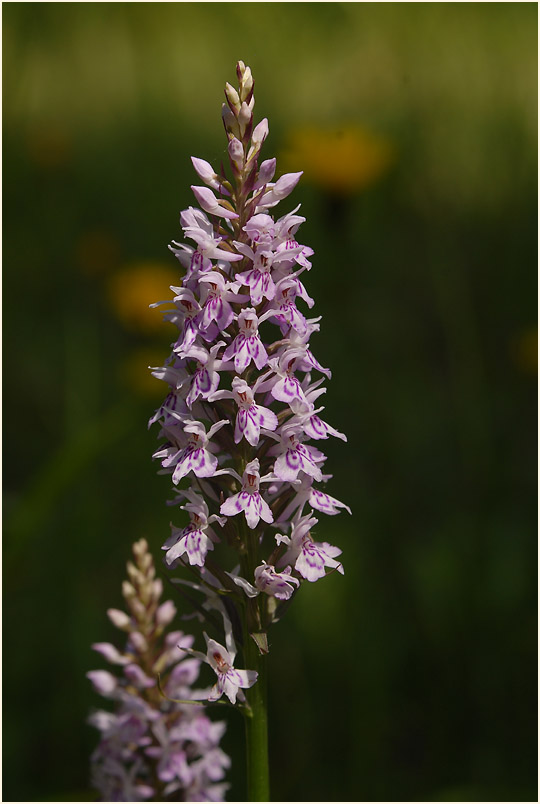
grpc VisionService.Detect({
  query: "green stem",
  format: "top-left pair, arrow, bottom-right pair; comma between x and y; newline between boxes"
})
227,77 -> 271,798
243,631 -> 270,802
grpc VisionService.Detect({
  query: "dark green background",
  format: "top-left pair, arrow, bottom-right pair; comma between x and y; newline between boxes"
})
3,3 -> 537,802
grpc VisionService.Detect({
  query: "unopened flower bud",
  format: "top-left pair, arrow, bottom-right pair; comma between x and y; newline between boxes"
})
228,137 -> 244,168
126,561 -> 143,586
238,101 -> 253,139
191,156 -> 217,185
130,598 -> 147,621
107,608 -> 131,631
222,103 -> 240,139
191,156 -> 229,194
142,557 -> 154,578
156,600 -> 177,627
225,82 -> 241,112
132,538 -> 148,557
251,118 -> 268,147
128,630 -> 148,653
92,642 -> 129,666
86,670 -> 118,697
124,663 -> 155,689
254,158 -> 276,190
122,580 -> 136,600
258,171 -> 303,208
237,62 -> 253,102
191,185 -> 239,220
236,60 -> 246,81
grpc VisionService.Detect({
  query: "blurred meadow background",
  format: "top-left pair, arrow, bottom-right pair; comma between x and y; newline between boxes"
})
3,3 -> 537,801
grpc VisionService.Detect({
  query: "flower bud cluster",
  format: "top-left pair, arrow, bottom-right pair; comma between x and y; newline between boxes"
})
150,61 -> 350,684
87,538 -> 230,801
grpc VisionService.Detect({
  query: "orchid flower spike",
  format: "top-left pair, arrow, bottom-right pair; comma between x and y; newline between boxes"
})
148,60 -> 350,705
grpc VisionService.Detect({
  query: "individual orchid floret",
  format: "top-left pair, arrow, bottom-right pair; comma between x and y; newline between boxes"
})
272,207 -> 315,270
170,220 -> 223,290
191,185 -> 238,220
268,424 -> 325,483
231,376 -> 278,446
221,308 -> 268,372
198,272 -> 246,333
225,563 -> 298,602
298,407 -> 347,442
162,491 -> 226,568
181,342 -> 225,408
171,419 -> 229,482
254,561 -> 299,600
309,486 -> 353,516
154,419 -> 228,484
234,240 -> 303,306
268,276 -> 309,336
277,513 -> 344,582
148,390 -> 190,431
220,458 -> 274,529
212,376 -> 278,446
276,473 -> 352,524
256,349 -> 310,409
278,318 -> 332,379
273,206 -> 306,243
233,242 -> 277,304
163,518 -> 215,569
168,241 -> 213,293
275,269 -> 315,308
243,213 -> 275,245
196,635 -> 258,705
184,231 -> 241,268
181,207 -> 241,265
162,287 -> 202,352
179,205 -> 212,234
287,392 -> 347,442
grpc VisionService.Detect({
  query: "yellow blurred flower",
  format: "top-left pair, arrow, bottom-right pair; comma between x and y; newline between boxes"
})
510,327 -> 537,374
279,124 -> 394,195
106,261 -> 179,334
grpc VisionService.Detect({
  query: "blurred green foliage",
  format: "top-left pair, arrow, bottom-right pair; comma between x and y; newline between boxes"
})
3,3 -> 537,802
